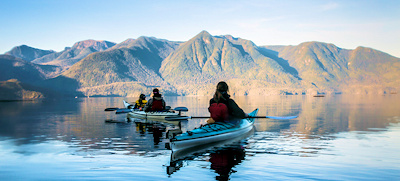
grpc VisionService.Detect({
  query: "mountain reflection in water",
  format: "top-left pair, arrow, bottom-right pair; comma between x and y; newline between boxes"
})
0,95 -> 399,180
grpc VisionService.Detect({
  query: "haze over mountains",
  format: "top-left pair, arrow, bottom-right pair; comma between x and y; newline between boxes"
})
5,45 -> 55,62
31,40 -> 116,68
1,31 -> 399,100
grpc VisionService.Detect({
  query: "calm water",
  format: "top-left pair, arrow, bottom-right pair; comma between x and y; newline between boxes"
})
0,95 -> 399,180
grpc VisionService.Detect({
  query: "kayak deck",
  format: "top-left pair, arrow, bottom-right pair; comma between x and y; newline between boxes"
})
167,108 -> 258,152
127,110 -> 180,121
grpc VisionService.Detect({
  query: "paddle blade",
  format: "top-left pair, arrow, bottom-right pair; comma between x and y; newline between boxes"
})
115,109 -> 132,114
104,108 -> 119,111
265,115 -> 298,120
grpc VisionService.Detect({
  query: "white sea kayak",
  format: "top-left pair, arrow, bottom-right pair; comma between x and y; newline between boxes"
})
127,111 -> 181,121
166,108 -> 258,152
126,107 -> 188,121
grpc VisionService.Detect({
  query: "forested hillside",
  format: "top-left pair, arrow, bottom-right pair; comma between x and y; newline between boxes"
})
1,31 -> 399,100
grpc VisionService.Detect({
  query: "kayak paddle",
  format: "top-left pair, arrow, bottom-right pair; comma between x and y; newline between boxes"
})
165,115 -> 298,121
104,108 -> 119,111
115,108 -> 133,114
253,115 -> 298,120
104,107 -> 134,114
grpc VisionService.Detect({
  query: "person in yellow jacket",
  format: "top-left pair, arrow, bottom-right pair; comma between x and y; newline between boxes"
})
134,94 -> 147,110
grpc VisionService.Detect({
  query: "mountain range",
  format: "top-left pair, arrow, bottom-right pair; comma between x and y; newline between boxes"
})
1,31 -> 399,100
31,40 -> 116,68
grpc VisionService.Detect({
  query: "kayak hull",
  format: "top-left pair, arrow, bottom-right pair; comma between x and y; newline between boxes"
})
127,111 -> 180,121
168,108 -> 258,152
169,122 -> 253,152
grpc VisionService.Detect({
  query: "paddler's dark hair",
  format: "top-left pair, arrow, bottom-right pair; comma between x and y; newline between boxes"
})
213,81 -> 229,103
152,88 -> 162,97
138,94 -> 146,105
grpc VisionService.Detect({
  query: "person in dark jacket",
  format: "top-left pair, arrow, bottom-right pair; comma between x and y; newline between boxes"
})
143,88 -> 166,112
208,81 -> 247,123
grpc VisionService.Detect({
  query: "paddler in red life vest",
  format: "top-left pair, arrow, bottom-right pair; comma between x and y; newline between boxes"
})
208,81 -> 247,124
133,94 -> 147,111
143,88 -> 166,112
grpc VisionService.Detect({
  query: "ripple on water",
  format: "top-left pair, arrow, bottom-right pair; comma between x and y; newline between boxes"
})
246,131 -> 336,157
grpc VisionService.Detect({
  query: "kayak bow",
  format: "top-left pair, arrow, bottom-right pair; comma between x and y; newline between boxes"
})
167,108 -> 258,152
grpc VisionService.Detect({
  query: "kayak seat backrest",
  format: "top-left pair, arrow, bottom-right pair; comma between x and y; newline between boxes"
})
173,107 -> 188,116
173,107 -> 189,112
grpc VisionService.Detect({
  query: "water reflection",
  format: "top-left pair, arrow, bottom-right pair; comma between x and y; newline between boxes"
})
250,95 -> 400,136
0,99 -> 80,141
0,95 -> 399,180
167,142 -> 246,180
1,96 -> 399,153
166,128 -> 255,179
210,145 -> 246,181
245,131 -> 337,157
134,121 -> 166,145
167,141 -> 248,181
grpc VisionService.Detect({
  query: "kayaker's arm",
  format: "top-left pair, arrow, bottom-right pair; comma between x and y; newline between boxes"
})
227,99 -> 247,119
162,99 -> 166,110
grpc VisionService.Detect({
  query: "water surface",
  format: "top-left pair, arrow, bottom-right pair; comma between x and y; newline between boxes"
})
0,95 -> 399,180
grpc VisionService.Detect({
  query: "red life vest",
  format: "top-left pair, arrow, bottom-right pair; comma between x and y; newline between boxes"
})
151,99 -> 164,111
208,103 -> 229,122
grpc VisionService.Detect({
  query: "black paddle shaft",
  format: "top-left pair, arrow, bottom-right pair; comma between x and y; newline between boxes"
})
189,116 -> 265,118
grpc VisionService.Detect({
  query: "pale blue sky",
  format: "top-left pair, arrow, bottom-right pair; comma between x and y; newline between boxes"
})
1,0 -> 399,57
